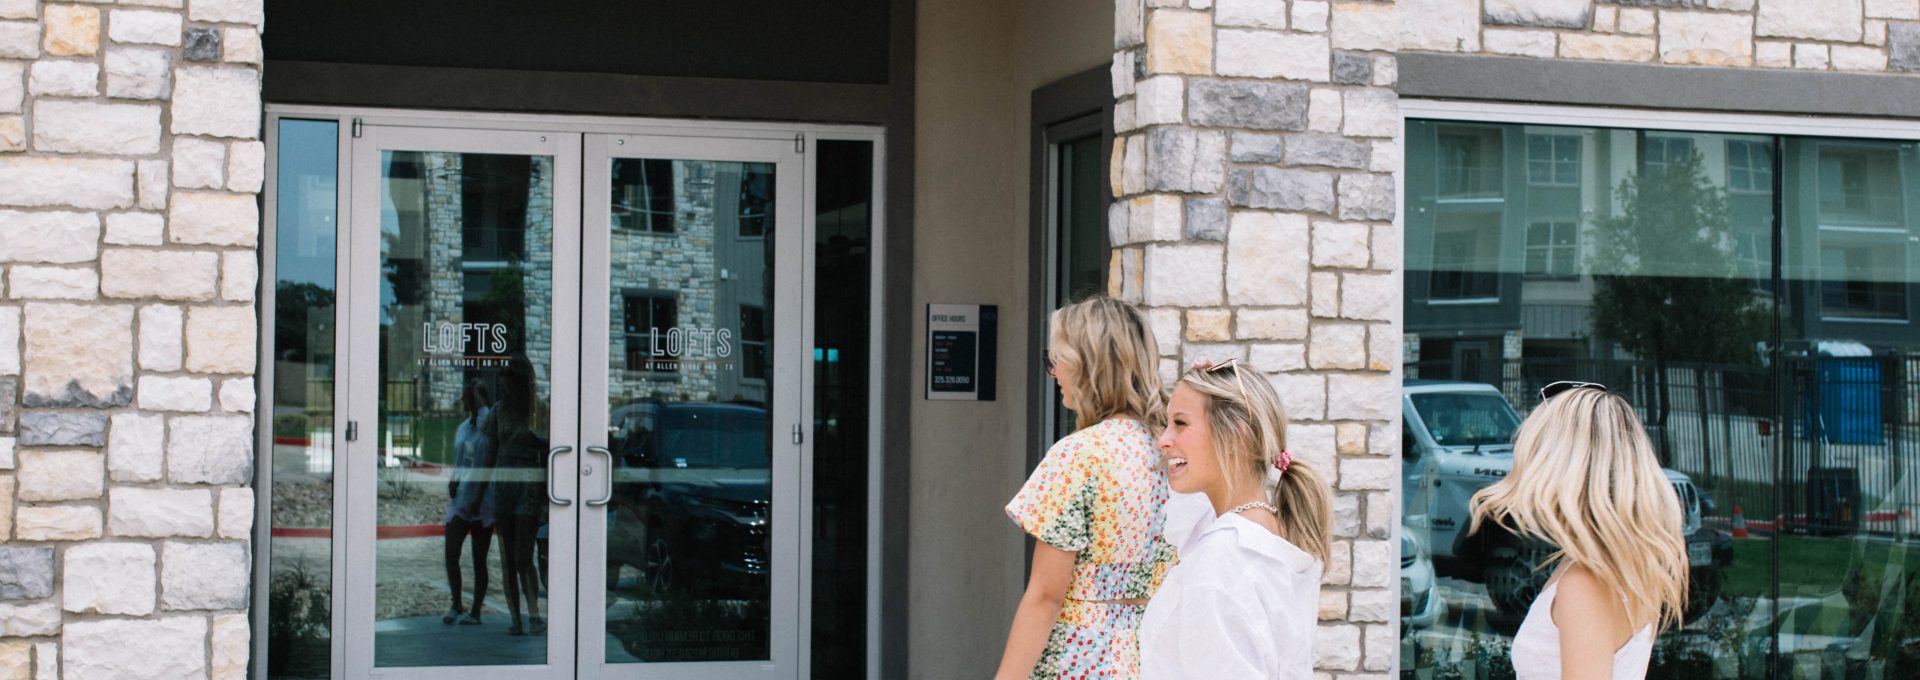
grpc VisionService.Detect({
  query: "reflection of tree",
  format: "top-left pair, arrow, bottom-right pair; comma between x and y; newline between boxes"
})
1590,150 -> 1768,463
274,281 -> 335,362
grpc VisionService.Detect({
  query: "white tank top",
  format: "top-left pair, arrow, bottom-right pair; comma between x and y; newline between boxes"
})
1509,578 -> 1655,679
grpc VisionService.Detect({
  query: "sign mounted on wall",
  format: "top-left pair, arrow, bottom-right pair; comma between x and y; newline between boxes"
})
926,304 -> 997,401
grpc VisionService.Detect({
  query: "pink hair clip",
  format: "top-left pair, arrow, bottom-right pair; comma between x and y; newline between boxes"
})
1274,449 -> 1293,474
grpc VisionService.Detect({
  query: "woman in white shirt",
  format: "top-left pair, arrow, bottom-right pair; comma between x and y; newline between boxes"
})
1468,381 -> 1689,679
1139,359 -> 1332,679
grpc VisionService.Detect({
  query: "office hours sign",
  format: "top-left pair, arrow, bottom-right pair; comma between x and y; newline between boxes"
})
926,304 -> 996,401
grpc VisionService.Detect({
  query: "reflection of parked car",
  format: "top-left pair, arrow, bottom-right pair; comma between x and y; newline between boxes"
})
1402,526 -> 1443,629
605,402 -> 770,598
1401,381 -> 1731,618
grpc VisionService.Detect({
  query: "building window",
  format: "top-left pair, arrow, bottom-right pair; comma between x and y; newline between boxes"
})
1642,134 -> 1696,174
1727,139 -> 1773,194
740,304 -> 768,380
623,292 -> 678,372
1436,125 -> 1503,199
1527,134 -> 1580,186
1820,233 -> 1908,320
738,162 -> 773,238
1429,211 -> 1501,300
1817,144 -> 1902,225
612,158 -> 676,233
1524,220 -> 1578,278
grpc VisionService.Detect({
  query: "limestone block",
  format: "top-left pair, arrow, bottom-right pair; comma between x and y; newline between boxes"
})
1308,87 -> 1342,133
1330,2 -> 1399,51
139,304 -> 182,371
1122,135 -> 1145,195
1293,0 -> 1329,32
220,252 -> 256,302
0,601 -> 60,636
169,191 -> 257,246
221,27 -> 259,64
1399,0 -> 1480,52
17,449 -> 102,501
210,613 -> 247,680
63,617 -> 208,680
107,9 -> 181,46
1558,33 -> 1657,62
188,0 -> 263,24
1368,326 -> 1398,371
1340,89 -> 1397,138
171,67 -> 259,138
138,376 -> 212,411
1362,620 -> 1395,670
0,211 -> 99,264
1339,457 -> 1394,491
1237,308 -> 1308,340
181,26 -> 216,61
1331,491 -> 1362,537
1758,0 -> 1864,41
1833,45 -> 1888,70
1329,373 -> 1396,420
1133,76 -> 1184,125
0,117 -> 17,152
1312,272 -> 1338,317
1184,309 -> 1231,342
1868,0 -> 1920,19
1143,243 -> 1223,306
1337,173 -> 1395,221
1364,490 -> 1394,538
185,305 -> 254,373
1228,132 -> 1282,163
1184,197 -> 1226,241
8,267 -> 97,300
1311,221 -> 1370,268
172,137 -> 226,189
0,22 -> 37,60
62,542 -> 155,615
1145,10 -> 1211,75
1660,11 -> 1754,66
1129,195 -> 1182,243
166,415 -> 251,484
1179,343 -> 1247,369
104,212 -> 164,246
1617,8 -> 1654,35
0,476 -> 8,540
1270,371 -> 1326,421
1145,307 -> 1182,356
1110,50 -> 1134,99
1756,40 -> 1793,67
43,4 -> 99,57
0,643 -> 21,680
1215,0 -> 1286,28
1216,30 -> 1330,81
108,412 -> 163,481
19,413 -> 106,446
31,642 -> 50,680
1331,51 -> 1370,84
1290,423 -> 1336,473
108,487 -> 212,537
1117,0 -> 1144,49
1796,43 -> 1831,69
136,159 -> 168,210
1351,538 -> 1393,586
1189,79 -> 1307,130
1287,133 -> 1367,169
1368,139 -> 1398,174
1319,590 -> 1349,620
1309,324 -> 1366,369
102,249 -> 219,301
31,100 -> 161,154
1228,167 -> 1334,213
1889,22 -> 1920,70
1371,55 -> 1396,85
1484,29 -> 1557,57
1144,127 -> 1224,193
1324,540 -> 1352,585
1247,343 -> 1305,371
160,541 -> 248,610
1484,0 -> 1588,28
1226,211 -> 1310,305
216,487 -> 250,539
28,60 -> 97,96
23,304 -> 132,407
0,546 -> 52,599
1108,201 -> 1130,246
226,140 -> 263,192
0,0 -> 29,20
0,62 -> 19,115
13,505 -> 99,540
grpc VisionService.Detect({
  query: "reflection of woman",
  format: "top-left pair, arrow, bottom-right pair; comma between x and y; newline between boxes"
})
1469,382 -> 1687,679
1140,360 -> 1331,679
996,297 -> 1173,679
487,357 -> 546,636
443,383 -> 495,626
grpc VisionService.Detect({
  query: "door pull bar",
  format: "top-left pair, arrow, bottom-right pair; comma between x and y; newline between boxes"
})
585,446 -> 614,507
547,445 -> 574,506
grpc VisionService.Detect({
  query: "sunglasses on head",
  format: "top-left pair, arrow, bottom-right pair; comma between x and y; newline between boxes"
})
1538,380 -> 1607,402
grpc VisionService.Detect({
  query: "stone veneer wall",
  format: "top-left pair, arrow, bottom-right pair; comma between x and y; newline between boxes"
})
0,0 -> 263,678
1112,0 -> 1920,675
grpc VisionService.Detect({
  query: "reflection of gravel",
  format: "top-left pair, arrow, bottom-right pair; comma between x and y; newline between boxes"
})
271,478 -> 462,527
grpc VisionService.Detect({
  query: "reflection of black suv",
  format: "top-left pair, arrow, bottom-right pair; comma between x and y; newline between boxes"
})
605,402 -> 771,598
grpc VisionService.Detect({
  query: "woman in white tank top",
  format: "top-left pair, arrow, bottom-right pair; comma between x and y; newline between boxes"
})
1467,382 -> 1690,679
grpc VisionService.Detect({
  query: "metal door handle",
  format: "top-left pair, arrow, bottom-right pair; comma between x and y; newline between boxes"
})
547,445 -> 574,506
586,446 -> 614,507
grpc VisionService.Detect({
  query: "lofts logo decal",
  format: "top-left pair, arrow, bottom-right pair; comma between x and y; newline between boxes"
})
419,322 -> 511,367
641,326 -> 733,371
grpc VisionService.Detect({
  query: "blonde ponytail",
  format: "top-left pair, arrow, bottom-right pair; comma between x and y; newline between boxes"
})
1178,362 -> 1334,561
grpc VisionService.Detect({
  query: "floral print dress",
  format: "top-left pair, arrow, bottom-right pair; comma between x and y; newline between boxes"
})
1006,418 -> 1176,679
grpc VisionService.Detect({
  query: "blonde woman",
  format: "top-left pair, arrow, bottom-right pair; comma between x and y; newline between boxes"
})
1468,381 -> 1689,679
997,297 -> 1175,680
1138,359 -> 1332,679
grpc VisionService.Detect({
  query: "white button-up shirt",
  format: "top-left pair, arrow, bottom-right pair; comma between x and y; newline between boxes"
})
1140,493 -> 1323,680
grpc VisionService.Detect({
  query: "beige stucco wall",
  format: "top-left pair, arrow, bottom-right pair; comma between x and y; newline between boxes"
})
907,0 -> 1111,673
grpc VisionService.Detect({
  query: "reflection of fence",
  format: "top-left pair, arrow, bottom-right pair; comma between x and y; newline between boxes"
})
1407,353 -> 1920,537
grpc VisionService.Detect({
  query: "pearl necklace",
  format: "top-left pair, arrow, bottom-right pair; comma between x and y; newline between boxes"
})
1227,500 -> 1279,516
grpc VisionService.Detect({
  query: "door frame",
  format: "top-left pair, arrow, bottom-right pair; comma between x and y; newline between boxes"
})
257,107 -> 891,680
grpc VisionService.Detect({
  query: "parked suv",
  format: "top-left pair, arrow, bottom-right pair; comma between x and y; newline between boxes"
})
604,402 -> 771,598
1401,380 -> 1732,618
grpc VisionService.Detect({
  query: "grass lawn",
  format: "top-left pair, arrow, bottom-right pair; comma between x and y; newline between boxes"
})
1724,535 -> 1919,598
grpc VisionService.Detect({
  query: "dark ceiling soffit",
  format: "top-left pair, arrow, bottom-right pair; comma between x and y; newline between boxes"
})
264,60 -> 895,125
1396,53 -> 1920,120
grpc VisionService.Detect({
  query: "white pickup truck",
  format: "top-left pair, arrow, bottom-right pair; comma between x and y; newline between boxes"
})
1400,380 -> 1731,619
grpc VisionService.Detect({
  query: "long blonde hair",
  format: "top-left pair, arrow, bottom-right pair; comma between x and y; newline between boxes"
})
1468,388 -> 1689,632
1050,297 -> 1165,432
1177,363 -> 1333,561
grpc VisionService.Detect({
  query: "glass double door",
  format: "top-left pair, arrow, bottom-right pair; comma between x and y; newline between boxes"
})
342,125 -> 804,679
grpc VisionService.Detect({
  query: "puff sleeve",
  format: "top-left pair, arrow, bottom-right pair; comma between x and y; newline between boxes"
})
1004,436 -> 1098,552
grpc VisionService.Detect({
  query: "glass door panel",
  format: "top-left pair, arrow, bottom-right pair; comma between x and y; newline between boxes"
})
343,126 -> 581,679
579,134 -> 804,678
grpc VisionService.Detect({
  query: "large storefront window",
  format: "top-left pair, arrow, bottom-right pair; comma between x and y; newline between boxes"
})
1404,119 -> 1920,676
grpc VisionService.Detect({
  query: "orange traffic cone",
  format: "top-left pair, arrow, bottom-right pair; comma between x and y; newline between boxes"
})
1731,504 -> 1749,539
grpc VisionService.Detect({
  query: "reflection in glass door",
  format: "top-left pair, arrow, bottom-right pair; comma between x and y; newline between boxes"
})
343,126 -> 582,679
578,135 -> 804,678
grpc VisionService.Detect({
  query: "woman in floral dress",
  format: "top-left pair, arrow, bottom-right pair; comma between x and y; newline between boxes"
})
995,297 -> 1176,679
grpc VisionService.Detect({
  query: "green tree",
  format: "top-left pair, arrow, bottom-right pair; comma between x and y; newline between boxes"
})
1589,148 -> 1769,465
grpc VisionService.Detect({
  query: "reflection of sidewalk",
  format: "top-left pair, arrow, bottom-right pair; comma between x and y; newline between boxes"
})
373,615 -> 549,668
